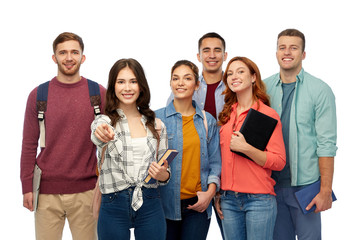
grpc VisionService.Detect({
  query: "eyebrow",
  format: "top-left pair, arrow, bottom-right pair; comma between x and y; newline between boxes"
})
229,67 -> 246,72
172,73 -> 194,77
201,47 -> 223,51
278,44 -> 300,48
116,77 -> 137,81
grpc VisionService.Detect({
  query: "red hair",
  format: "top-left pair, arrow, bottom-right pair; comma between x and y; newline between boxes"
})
218,56 -> 270,126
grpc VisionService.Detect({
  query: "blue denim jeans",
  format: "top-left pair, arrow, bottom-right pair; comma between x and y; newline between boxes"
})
220,191 -> 277,240
97,187 -> 166,240
165,197 -> 211,240
274,186 -> 321,240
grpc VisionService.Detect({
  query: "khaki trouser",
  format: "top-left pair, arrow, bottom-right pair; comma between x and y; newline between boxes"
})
35,190 -> 97,240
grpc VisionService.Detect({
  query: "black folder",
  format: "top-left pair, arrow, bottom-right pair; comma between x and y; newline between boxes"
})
231,108 -> 278,161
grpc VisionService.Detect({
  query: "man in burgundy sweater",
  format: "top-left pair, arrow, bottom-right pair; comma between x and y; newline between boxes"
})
20,32 -> 106,240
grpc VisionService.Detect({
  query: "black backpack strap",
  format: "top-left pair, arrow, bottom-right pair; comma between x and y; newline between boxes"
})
87,79 -> 101,116
36,81 -> 50,148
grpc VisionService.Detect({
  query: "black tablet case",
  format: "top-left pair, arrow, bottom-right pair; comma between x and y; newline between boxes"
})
231,108 -> 278,161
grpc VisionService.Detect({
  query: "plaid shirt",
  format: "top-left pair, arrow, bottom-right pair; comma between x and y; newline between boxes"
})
91,109 -> 168,211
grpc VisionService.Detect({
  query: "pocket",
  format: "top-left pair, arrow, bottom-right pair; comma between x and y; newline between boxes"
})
101,193 -> 117,204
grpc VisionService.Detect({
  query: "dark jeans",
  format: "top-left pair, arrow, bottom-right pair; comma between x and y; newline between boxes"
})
98,187 -> 166,240
166,197 -> 211,240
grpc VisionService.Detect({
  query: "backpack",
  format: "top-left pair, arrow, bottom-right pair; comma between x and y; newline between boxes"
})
36,79 -> 101,148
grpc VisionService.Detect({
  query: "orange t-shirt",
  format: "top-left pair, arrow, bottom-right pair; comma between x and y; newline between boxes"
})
220,101 -> 286,196
180,114 -> 202,200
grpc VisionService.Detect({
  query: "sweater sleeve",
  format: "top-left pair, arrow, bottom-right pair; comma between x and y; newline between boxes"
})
20,88 -> 40,194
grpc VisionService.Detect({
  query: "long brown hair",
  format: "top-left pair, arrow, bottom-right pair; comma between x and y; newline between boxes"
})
218,56 -> 270,126
105,58 -> 159,141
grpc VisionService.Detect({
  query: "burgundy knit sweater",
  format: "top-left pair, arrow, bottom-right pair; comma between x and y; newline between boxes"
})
20,77 -> 106,194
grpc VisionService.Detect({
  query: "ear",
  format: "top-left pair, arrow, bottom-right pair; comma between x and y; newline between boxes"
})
81,54 -> 86,64
251,74 -> 256,84
223,51 -> 228,61
197,53 -> 201,63
302,51 -> 306,60
195,80 -> 200,91
52,55 -> 57,64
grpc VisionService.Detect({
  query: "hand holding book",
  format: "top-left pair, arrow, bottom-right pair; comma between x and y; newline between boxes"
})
231,108 -> 278,162
230,131 -> 268,166
148,159 -> 169,182
144,149 -> 178,184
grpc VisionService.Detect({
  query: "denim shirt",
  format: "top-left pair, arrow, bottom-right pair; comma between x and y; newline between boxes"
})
155,101 -> 221,220
264,69 -> 337,186
166,74 -> 225,120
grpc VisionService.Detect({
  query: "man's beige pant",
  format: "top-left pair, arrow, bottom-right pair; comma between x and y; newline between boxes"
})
35,190 -> 97,240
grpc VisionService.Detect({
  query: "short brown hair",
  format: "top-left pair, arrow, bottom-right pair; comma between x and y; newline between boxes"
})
53,32 -> 84,53
198,32 -> 226,52
277,29 -> 305,52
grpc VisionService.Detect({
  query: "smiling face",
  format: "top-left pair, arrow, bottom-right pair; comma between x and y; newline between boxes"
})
171,65 -> 199,100
226,60 -> 255,94
197,37 -> 227,74
115,67 -> 140,109
276,36 -> 306,74
52,40 -> 85,78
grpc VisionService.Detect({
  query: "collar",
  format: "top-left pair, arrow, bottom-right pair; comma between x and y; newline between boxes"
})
230,100 -> 263,117
275,68 -> 305,86
200,73 -> 224,87
165,100 -> 205,119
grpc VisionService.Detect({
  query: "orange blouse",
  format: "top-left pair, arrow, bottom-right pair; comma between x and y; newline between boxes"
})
220,101 -> 286,196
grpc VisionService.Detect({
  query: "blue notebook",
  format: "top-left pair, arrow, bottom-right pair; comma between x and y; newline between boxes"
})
294,180 -> 337,214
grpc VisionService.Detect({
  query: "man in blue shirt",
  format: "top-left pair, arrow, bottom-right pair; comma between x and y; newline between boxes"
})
167,32 -> 227,121
264,29 -> 337,240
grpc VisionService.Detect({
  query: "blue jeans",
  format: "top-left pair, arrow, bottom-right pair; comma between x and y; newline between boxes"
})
166,197 -> 211,240
274,186 -> 321,240
98,187 -> 166,240
220,191 -> 277,240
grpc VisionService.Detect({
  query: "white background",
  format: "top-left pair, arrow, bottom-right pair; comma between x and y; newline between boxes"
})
1,0 -> 359,239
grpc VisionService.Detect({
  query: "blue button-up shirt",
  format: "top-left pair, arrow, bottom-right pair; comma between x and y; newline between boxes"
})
166,74 -> 225,120
155,101 -> 221,220
264,69 -> 337,186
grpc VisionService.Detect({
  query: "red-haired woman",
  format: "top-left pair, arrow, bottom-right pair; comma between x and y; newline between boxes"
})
215,56 -> 286,240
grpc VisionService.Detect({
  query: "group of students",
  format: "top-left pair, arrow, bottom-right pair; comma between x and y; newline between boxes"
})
21,30 -> 337,240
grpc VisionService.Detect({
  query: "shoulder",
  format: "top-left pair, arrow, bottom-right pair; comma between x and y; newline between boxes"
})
99,84 -> 107,95
263,73 -> 279,85
302,71 -> 335,98
154,117 -> 164,129
155,107 -> 166,115
29,86 -> 39,98
155,108 -> 166,121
